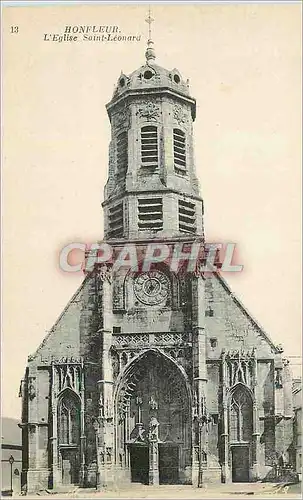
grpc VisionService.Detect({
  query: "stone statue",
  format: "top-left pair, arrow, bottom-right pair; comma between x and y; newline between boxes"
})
149,416 -> 159,442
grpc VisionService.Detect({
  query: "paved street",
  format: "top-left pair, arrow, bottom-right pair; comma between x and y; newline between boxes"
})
19,482 -> 302,499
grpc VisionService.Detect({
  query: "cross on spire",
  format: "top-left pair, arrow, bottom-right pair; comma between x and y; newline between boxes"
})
145,6 -> 154,41
145,6 -> 156,63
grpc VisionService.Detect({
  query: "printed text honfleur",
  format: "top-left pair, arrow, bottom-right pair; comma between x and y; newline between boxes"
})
44,25 -> 141,43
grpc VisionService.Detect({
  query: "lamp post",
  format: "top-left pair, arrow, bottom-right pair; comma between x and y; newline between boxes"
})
197,417 -> 204,488
196,412 -> 211,488
93,420 -> 100,491
8,455 -> 15,496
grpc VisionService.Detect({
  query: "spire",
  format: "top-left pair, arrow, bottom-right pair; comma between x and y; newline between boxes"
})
145,6 -> 156,64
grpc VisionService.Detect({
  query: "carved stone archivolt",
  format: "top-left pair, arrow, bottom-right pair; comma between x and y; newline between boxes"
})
111,339 -> 192,385
113,350 -> 192,478
136,102 -> 160,121
115,350 -> 190,423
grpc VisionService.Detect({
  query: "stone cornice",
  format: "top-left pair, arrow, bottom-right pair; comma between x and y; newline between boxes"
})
106,87 -> 196,120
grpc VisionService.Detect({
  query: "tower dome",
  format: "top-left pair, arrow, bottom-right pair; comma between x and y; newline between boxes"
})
110,14 -> 195,118
113,62 -> 193,104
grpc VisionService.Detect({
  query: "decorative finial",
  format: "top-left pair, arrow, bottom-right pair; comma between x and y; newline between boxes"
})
145,6 -> 156,63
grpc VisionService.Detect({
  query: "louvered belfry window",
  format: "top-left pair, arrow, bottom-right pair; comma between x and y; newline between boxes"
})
116,131 -> 128,179
173,128 -> 186,173
178,199 -> 196,233
141,126 -> 158,167
108,202 -> 124,238
138,197 -> 163,231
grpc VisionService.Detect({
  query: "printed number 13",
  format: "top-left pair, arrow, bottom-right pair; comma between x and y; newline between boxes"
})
11,26 -> 19,34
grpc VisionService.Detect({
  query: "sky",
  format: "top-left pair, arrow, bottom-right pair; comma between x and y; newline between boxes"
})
2,2 -> 302,419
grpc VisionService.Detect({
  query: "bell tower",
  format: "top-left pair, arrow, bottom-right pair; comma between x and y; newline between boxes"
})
102,19 -> 203,241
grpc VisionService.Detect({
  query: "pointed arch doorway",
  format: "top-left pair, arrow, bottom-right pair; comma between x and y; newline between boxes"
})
57,389 -> 81,486
228,385 -> 253,482
114,349 -> 192,485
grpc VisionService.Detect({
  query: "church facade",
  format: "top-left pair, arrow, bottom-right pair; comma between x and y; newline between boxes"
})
19,41 -> 294,493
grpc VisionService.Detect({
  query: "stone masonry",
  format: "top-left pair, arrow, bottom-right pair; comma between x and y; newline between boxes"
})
19,42 -> 295,493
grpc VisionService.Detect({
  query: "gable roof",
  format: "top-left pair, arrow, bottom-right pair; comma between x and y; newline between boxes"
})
215,272 -> 280,354
28,274 -> 91,362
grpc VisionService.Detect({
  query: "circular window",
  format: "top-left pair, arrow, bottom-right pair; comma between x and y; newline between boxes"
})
143,70 -> 154,80
119,77 -> 125,87
173,74 -> 181,84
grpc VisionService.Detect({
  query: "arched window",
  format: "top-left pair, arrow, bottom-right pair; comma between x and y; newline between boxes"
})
229,386 -> 253,442
58,391 -> 80,445
116,131 -> 128,179
141,126 -> 158,167
173,129 -> 186,173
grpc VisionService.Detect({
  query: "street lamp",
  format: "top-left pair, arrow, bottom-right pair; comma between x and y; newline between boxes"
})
197,416 -> 204,488
93,420 -> 100,491
196,414 -> 211,488
8,455 -> 15,496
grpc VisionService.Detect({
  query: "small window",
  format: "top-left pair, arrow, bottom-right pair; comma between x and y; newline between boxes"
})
141,126 -> 158,168
210,337 -> 217,348
113,326 -> 121,334
173,74 -> 180,84
144,70 -> 154,80
173,129 -> 186,173
206,308 -> 214,317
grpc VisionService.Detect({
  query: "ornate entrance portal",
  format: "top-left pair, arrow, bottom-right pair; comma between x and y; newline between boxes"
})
115,350 -> 192,485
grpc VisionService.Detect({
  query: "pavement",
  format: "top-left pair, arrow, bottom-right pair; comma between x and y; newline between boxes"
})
17,482 -> 302,500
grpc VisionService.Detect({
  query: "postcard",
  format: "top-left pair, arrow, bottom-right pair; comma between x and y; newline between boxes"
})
1,1 -> 302,498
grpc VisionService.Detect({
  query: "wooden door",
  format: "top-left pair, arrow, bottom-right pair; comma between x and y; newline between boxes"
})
130,445 -> 149,484
159,445 -> 179,484
61,449 -> 80,485
232,446 -> 249,482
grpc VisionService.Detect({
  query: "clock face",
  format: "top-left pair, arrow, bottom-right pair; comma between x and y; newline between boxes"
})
133,271 -> 170,306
